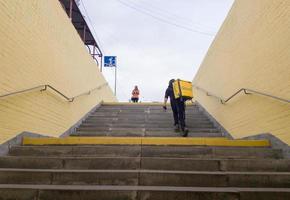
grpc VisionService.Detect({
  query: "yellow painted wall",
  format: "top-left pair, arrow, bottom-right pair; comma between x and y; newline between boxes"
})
193,0 -> 290,144
0,0 -> 116,143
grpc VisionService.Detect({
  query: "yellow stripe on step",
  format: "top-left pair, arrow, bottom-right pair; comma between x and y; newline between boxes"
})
23,137 -> 142,145
22,137 -> 270,147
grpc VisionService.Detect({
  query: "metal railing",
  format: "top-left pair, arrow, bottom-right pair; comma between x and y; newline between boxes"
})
194,85 -> 290,104
0,83 -> 108,102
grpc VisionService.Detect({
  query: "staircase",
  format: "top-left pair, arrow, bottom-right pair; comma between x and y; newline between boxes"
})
0,103 -> 289,200
72,103 -> 223,137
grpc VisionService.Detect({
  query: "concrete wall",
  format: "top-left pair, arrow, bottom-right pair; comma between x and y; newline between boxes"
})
0,0 -> 116,143
193,0 -> 290,144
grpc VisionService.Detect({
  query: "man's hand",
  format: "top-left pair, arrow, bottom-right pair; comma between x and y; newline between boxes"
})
163,97 -> 168,111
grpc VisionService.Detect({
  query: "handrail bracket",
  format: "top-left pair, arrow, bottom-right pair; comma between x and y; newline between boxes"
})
244,89 -> 251,95
40,85 -> 47,92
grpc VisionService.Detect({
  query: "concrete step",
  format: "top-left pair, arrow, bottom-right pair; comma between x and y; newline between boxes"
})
98,105 -> 197,108
73,131 -> 143,137
90,111 -> 207,118
0,156 -> 140,170
79,123 -> 147,128
9,145 -> 282,159
95,106 -> 199,112
72,131 -> 223,137
1,156 -> 290,171
146,110 -> 200,114
96,105 -> 198,110
93,111 -> 202,115
147,116 -> 210,121
78,124 -> 215,129
1,169 -> 290,188
84,118 -> 212,124
97,105 -> 197,109
141,146 -> 282,159
83,118 -> 212,123
88,113 -> 208,118
97,105 -> 197,110
80,121 -> 215,127
9,145 -> 142,157
145,131 -> 222,137
88,113 -> 119,117
75,128 -> 145,136
84,117 -> 209,122
90,112 -> 204,116
0,184 -> 289,200
76,127 -> 220,133
142,157 -> 290,172
76,127 -> 145,131
0,169 -> 137,186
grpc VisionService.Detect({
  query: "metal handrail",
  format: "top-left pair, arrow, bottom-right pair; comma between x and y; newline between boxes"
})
194,85 -> 290,104
0,83 -> 108,102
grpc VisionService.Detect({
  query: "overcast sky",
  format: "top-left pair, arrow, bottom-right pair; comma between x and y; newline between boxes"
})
79,0 -> 234,102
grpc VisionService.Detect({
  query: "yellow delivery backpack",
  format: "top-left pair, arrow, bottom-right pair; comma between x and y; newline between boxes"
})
173,79 -> 193,100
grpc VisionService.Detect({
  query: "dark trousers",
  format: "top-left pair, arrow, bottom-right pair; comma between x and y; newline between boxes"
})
171,99 -> 186,130
131,98 -> 139,103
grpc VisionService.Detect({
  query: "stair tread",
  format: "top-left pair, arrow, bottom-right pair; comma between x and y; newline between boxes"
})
1,184 -> 290,192
11,145 -> 274,149
1,168 -> 290,175
2,155 -> 289,160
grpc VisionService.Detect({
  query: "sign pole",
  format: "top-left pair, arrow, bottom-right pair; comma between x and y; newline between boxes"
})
114,59 -> 117,96
100,54 -> 103,72
103,56 -> 117,96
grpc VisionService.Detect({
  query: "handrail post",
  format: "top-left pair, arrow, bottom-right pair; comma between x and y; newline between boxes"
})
244,89 -> 251,95
40,85 -> 47,92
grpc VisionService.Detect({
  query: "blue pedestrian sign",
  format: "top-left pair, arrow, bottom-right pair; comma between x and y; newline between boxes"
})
104,56 -> 117,67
